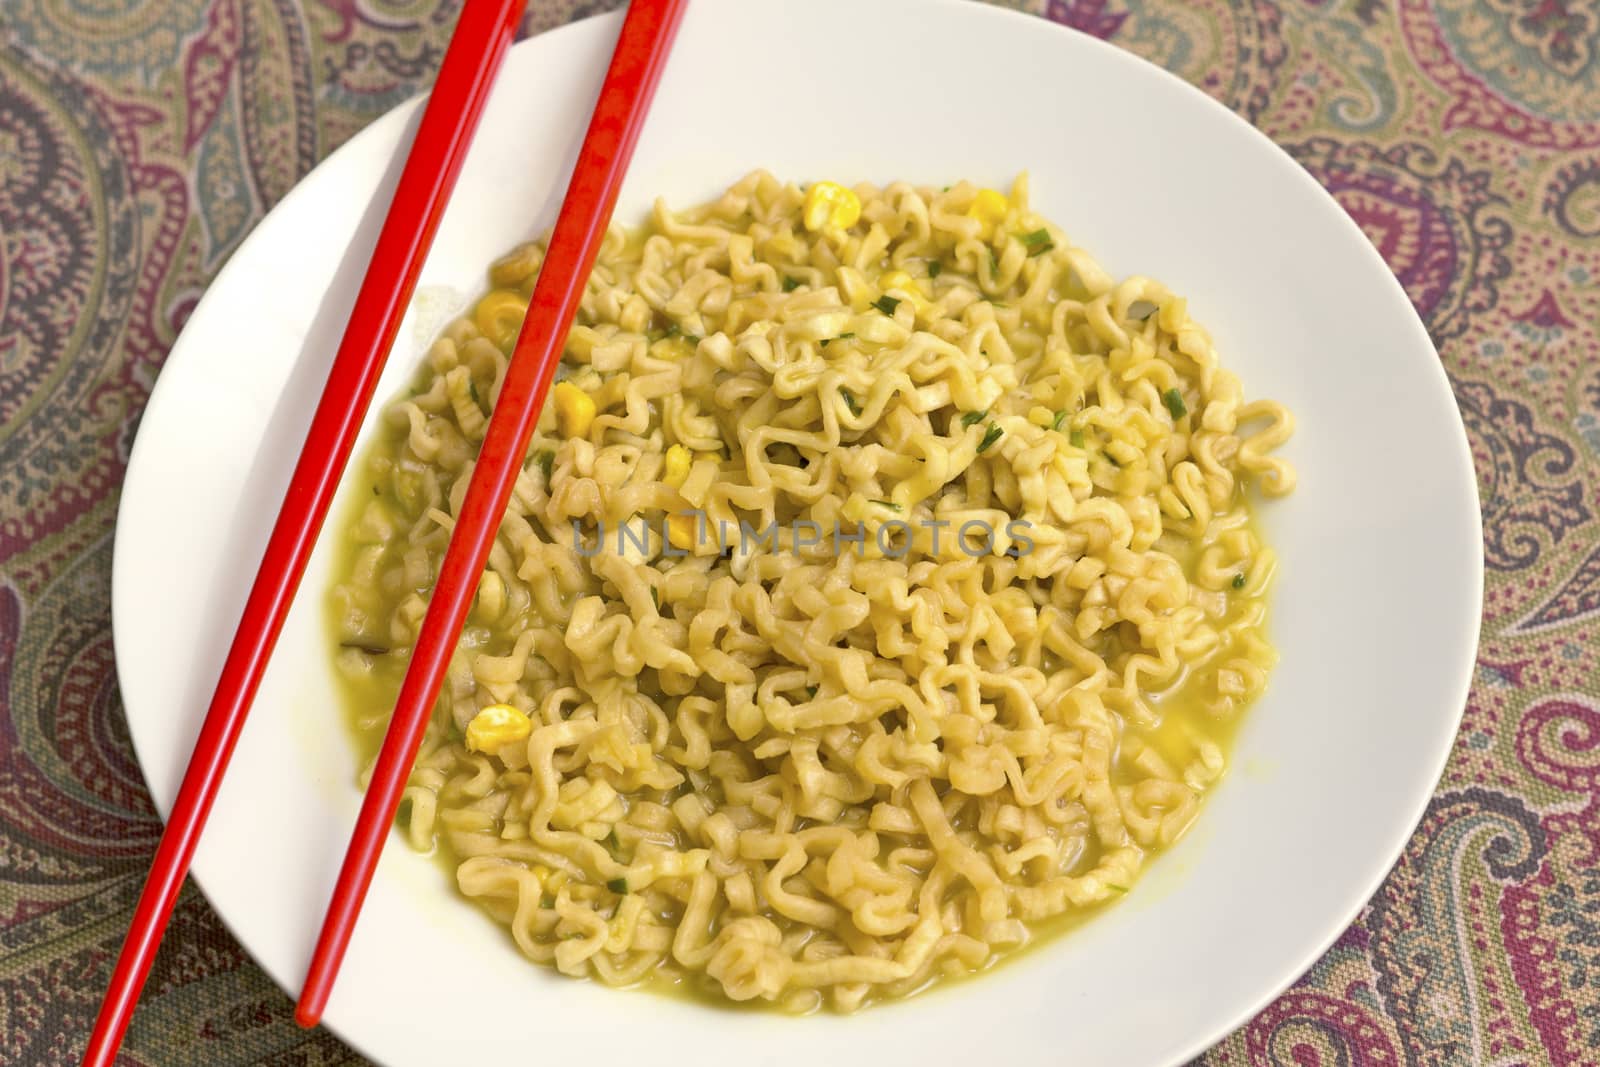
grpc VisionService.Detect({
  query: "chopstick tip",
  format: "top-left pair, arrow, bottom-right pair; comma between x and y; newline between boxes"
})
293,997 -> 324,1030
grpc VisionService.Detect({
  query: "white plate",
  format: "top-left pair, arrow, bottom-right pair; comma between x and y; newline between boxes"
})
112,2 -> 1483,1064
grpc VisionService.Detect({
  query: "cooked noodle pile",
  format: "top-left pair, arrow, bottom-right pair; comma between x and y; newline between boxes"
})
331,172 -> 1295,1012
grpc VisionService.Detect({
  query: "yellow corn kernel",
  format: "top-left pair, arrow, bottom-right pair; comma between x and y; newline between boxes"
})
802,181 -> 862,232
474,289 -> 529,351
967,188 -> 1009,233
465,703 -> 533,753
878,270 -> 928,308
552,381 -> 596,438
663,444 -> 692,488
667,512 -> 699,551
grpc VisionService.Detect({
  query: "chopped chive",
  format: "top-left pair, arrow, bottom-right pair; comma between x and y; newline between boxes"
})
468,379 -> 482,406
1232,573 -> 1247,589
607,877 -> 629,894
841,389 -> 862,416
1163,388 -> 1188,420
534,450 -> 555,481
1019,228 -> 1054,256
783,275 -> 802,292
604,829 -> 619,850
961,409 -> 989,428
539,894 -> 555,909
662,322 -> 680,338
1051,410 -> 1069,432
977,424 -> 1004,453
805,686 -> 819,699
820,331 -> 856,349
651,586 -> 660,608
928,260 -> 942,278
1103,451 -> 1122,469
989,251 -> 1000,276
871,499 -> 902,511
1128,300 -> 1159,321
872,294 -> 901,316
1069,429 -> 1086,449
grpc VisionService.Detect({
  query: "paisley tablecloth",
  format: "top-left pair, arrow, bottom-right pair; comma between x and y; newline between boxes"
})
2,1 -> 1597,1063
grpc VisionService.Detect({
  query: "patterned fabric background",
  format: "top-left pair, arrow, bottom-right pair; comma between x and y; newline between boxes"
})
1,0 -> 1597,1063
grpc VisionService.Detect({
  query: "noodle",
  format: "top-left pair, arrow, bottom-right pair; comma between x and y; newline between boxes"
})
329,171 -> 1296,1012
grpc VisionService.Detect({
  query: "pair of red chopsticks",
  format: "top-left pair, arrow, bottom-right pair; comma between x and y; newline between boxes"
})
83,2 -> 688,1063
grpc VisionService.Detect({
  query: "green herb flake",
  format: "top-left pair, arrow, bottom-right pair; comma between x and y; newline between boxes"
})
468,379 -> 482,406
534,450 -> 555,482
782,276 -> 802,292
606,878 -> 629,894
1051,410 -> 1069,432
872,294 -> 902,316
977,424 -> 1004,454
805,686 -> 819,699
651,586 -> 660,608
820,331 -> 856,349
1103,451 -> 1123,469
961,409 -> 989,428
662,322 -> 681,338
604,829 -> 619,851
871,499 -> 902,511
1232,572 -> 1248,590
841,389 -> 862,416
1020,228 -> 1054,256
928,261 -> 943,278
1163,387 -> 1188,420
539,894 -> 555,909
1069,429 -> 1086,449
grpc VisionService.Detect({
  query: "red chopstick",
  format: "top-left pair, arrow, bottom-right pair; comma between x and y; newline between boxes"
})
293,0 -> 689,1028
81,4 -> 528,1065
